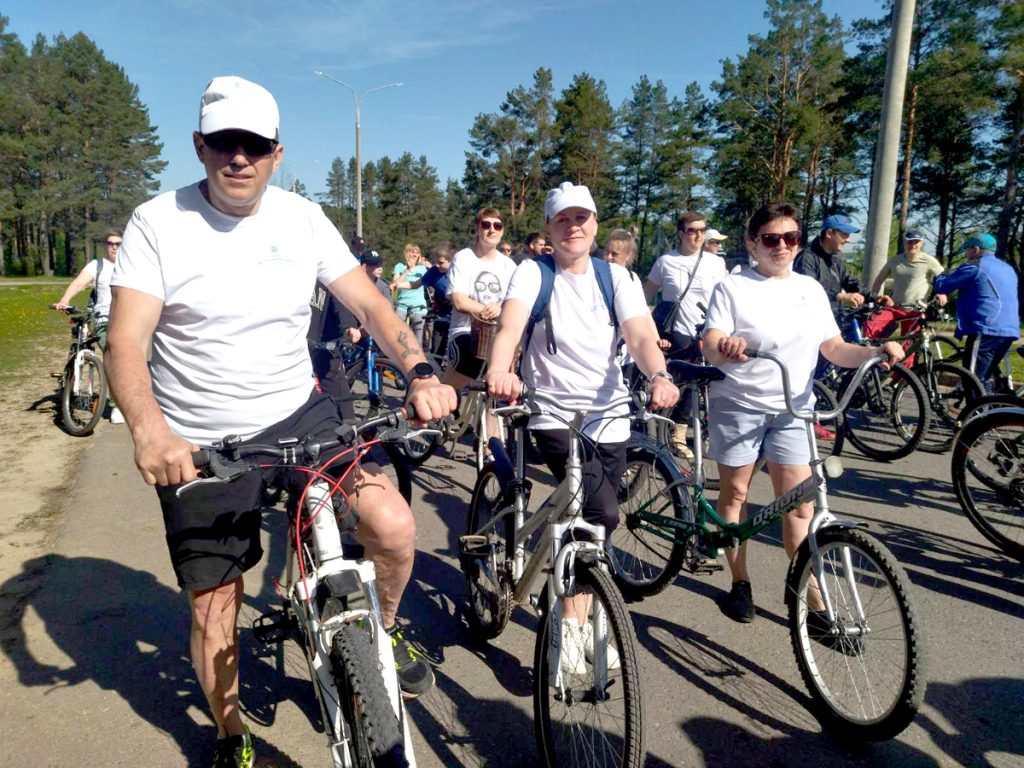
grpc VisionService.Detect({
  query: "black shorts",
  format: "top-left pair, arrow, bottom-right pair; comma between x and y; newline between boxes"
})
530,429 -> 628,535
446,332 -> 486,379
156,389 -> 349,592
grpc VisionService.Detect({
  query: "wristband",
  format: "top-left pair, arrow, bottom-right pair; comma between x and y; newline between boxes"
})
650,370 -> 673,383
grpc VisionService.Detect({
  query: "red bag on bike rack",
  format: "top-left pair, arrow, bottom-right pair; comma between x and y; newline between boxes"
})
862,307 -> 923,366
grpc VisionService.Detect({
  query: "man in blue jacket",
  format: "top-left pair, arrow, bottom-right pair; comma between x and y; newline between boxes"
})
934,233 -> 1020,391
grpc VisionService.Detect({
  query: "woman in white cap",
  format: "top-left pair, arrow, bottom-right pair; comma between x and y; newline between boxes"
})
486,181 -> 679,671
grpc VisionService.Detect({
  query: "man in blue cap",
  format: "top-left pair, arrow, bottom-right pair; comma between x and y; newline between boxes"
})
795,213 -> 866,314
934,233 -> 1020,391
870,230 -> 946,308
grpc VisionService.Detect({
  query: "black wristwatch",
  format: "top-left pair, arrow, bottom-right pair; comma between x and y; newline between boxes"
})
407,361 -> 437,383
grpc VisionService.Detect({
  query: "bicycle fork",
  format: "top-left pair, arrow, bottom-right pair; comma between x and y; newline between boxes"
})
293,483 -> 415,767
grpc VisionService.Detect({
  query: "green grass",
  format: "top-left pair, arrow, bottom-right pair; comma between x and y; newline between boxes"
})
0,279 -> 80,382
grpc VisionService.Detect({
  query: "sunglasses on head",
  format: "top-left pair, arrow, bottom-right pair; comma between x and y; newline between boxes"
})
757,231 -> 802,248
203,130 -> 278,157
479,220 -> 504,232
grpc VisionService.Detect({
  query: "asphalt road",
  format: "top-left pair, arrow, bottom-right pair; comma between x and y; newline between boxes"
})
1,422 -> 1022,767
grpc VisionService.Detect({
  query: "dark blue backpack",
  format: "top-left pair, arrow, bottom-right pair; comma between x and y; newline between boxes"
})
524,255 -> 618,355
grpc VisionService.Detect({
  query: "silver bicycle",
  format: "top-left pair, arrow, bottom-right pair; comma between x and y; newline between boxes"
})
459,387 -> 646,768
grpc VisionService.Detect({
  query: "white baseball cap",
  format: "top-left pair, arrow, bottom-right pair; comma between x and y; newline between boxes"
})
199,76 -> 280,140
705,228 -> 727,242
545,181 -> 597,221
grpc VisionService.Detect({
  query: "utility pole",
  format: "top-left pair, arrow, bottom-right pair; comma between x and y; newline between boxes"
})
862,0 -> 916,285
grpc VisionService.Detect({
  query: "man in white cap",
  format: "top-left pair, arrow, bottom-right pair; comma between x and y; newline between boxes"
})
105,76 -> 455,766
704,228 -> 727,256
870,230 -> 945,308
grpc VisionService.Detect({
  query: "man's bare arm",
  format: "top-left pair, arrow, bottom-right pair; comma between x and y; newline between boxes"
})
105,286 -> 198,486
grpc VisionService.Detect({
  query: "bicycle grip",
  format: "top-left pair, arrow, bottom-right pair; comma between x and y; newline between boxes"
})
191,449 -> 212,468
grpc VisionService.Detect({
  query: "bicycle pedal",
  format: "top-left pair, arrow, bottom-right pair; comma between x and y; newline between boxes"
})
253,609 -> 297,644
689,558 -> 724,575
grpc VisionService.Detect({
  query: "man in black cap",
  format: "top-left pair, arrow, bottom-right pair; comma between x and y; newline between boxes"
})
871,230 -> 946,308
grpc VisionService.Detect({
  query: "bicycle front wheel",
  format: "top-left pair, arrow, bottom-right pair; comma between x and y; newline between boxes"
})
916,361 -> 984,454
786,527 -> 925,741
609,440 -> 691,600
534,565 -> 645,768
330,624 -> 409,767
59,351 -> 107,436
461,464 -> 514,639
844,363 -> 930,461
373,359 -> 441,466
951,408 -> 1024,560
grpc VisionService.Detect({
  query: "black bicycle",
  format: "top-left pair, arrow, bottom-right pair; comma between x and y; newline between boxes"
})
53,306 -> 107,436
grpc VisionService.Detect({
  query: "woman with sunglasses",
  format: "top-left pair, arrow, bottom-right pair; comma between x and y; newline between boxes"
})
701,203 -> 904,624
443,207 -> 517,387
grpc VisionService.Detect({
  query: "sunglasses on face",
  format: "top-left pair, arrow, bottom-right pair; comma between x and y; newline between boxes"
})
203,130 -> 278,157
106,241 -> 121,247
479,220 -> 504,232
757,231 -> 802,248
681,227 -> 707,237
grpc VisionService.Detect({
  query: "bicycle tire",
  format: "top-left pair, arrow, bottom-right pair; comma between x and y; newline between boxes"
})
370,360 -> 441,466
958,393 -> 1024,427
786,526 -> 925,741
915,361 -> 984,454
534,564 -> 646,768
330,624 -> 409,768
461,464 -> 514,639
59,350 -> 107,436
844,363 -> 930,461
951,408 -> 1024,560
609,440 -> 691,600
929,333 -> 962,364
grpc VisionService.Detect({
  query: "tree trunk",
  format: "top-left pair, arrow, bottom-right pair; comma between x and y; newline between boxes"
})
998,75 -> 1023,269
898,82 -> 919,238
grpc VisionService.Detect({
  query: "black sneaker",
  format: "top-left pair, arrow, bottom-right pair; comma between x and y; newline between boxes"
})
805,609 -> 863,656
211,727 -> 254,768
720,580 -> 756,623
388,623 -> 435,699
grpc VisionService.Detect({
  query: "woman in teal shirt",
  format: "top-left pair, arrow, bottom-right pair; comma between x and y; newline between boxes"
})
392,242 -> 429,347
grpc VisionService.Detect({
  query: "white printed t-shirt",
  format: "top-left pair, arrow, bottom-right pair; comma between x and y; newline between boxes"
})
506,259 -> 650,443
446,248 -> 517,337
111,183 -> 358,445
703,268 -> 840,413
84,257 -> 115,320
647,249 -> 727,336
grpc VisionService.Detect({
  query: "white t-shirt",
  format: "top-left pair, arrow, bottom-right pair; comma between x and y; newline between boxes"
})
84,257 -> 115,320
506,259 -> 649,443
647,249 -> 727,336
446,247 -> 517,336
703,268 -> 839,413
111,183 -> 358,444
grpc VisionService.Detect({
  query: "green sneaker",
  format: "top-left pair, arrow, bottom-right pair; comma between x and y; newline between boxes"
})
388,623 -> 435,699
211,726 -> 254,768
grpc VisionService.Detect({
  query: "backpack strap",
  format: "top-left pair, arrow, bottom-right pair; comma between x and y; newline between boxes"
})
90,258 -> 104,310
523,255 -> 617,356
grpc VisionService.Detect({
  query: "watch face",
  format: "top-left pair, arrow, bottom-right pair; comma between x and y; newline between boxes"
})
412,362 -> 435,379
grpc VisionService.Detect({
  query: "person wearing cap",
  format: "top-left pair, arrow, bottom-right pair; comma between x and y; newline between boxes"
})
105,76 -> 456,765
870,231 -> 946,308
933,233 -> 1020,391
52,229 -> 126,424
487,181 -> 678,674
644,210 -> 728,456
795,213 -> 866,313
704,228 -> 728,256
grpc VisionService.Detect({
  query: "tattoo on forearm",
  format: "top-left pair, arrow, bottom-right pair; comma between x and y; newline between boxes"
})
396,330 -> 422,359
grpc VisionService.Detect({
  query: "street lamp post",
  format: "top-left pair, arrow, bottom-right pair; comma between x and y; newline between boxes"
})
313,71 -> 403,239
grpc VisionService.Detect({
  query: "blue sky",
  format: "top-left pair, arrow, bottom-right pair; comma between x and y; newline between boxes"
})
5,0 -> 887,197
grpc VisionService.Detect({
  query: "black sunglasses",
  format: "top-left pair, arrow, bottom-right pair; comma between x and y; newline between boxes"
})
203,130 -> 278,157
479,220 -> 504,232
757,231 -> 801,248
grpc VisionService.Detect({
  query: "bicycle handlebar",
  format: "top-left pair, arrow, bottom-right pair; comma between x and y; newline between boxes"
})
489,385 -> 644,419
746,349 -> 887,423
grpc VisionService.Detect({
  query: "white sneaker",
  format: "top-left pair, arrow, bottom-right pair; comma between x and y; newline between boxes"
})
110,407 -> 125,425
581,621 -> 621,670
560,619 -> 587,675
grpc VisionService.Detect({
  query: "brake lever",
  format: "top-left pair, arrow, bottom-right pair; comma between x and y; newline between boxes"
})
175,454 -> 247,498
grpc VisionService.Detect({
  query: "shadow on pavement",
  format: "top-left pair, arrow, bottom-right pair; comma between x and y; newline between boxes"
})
0,554 -> 305,767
